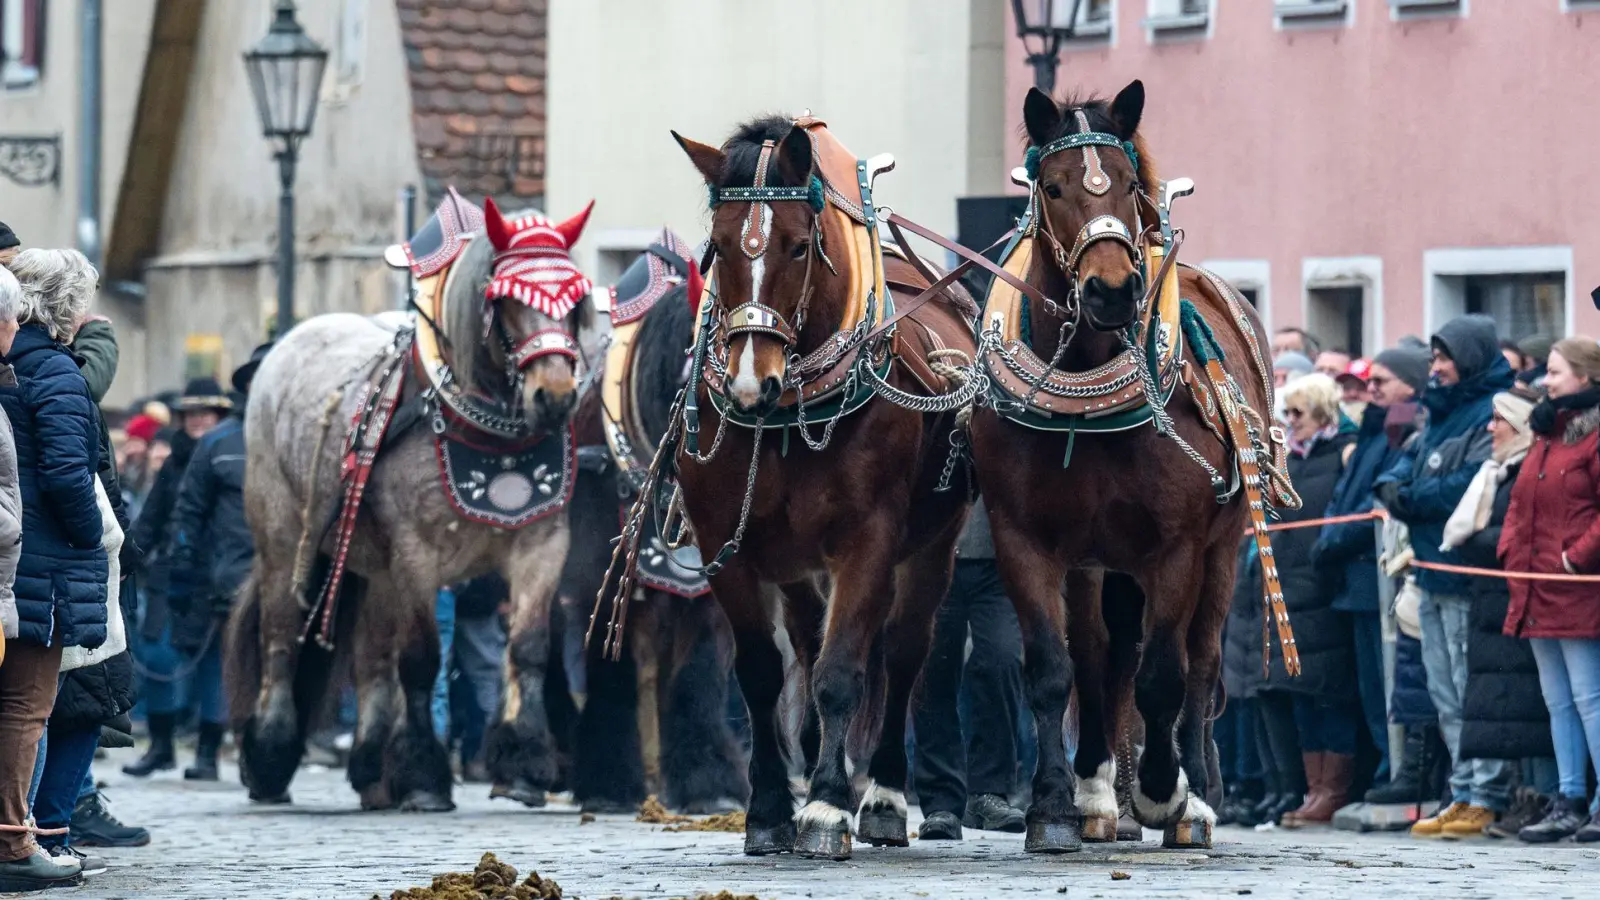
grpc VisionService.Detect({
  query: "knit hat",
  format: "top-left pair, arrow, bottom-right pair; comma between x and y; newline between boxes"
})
0,221 -> 17,252
1492,388 -> 1537,437
1273,350 -> 1314,378
1373,345 -> 1431,394
124,414 -> 161,443
176,377 -> 233,413
1516,334 -> 1554,367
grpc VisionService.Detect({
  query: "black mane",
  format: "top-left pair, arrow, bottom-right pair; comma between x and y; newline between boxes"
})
633,282 -> 697,446
718,115 -> 804,188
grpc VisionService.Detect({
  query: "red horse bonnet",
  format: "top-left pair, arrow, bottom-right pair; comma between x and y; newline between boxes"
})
483,197 -> 596,320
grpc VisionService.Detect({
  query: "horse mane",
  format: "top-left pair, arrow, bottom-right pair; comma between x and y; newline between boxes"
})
632,283 -> 696,447
1026,91 -> 1160,224
443,234 -> 496,396
716,114 -> 806,188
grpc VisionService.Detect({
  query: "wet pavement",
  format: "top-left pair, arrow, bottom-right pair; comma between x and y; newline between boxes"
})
42,747 -> 1600,899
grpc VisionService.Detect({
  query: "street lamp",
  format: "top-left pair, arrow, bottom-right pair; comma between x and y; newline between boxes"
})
1011,0 -> 1084,93
243,0 -> 328,339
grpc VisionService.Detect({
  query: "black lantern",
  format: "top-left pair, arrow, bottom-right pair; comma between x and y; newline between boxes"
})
244,0 -> 328,338
1011,0 -> 1083,93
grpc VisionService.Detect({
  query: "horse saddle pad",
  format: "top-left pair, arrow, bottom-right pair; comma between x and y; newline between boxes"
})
623,477 -> 710,599
439,428 -> 575,529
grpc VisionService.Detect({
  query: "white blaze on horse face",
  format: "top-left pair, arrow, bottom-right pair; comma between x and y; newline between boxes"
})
728,204 -> 773,407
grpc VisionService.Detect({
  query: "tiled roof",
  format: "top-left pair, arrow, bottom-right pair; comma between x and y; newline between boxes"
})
397,0 -> 546,208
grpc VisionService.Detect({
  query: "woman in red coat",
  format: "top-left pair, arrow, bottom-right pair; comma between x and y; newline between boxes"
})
1501,337 -> 1600,842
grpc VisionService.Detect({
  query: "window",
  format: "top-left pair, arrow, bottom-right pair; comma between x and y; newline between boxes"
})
1307,287 -> 1365,358
1460,274 -> 1563,344
1390,0 -> 1464,17
333,0 -> 367,90
1051,0 -> 1114,38
1148,0 -> 1210,35
0,0 -> 43,90
1274,0 -> 1350,27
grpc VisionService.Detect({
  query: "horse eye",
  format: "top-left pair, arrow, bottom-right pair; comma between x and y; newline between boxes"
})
790,241 -> 808,260
1043,183 -> 1062,200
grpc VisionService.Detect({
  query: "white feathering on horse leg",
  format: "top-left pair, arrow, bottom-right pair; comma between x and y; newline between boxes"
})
859,781 -> 907,816
1078,759 -> 1118,821
1182,794 -> 1218,827
796,800 -> 854,835
1132,767 -> 1189,825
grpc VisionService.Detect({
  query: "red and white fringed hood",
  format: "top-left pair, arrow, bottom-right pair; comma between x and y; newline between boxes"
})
483,197 -> 595,320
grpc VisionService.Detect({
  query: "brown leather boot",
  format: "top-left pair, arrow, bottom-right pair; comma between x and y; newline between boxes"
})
1294,753 -> 1354,825
1280,752 -> 1324,828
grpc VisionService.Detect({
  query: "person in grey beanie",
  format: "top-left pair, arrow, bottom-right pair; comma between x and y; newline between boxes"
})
1373,346 -> 1431,397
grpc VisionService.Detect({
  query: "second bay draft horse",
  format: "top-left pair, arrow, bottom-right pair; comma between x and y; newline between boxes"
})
967,81 -> 1302,851
600,115 -> 983,859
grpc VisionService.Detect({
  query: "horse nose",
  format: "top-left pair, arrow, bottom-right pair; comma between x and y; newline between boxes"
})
1126,269 -> 1146,300
759,376 -> 783,406
1083,275 -> 1142,307
533,386 -> 577,424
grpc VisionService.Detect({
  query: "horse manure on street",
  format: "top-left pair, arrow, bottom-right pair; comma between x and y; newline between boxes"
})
633,795 -> 744,832
635,796 -> 691,825
375,852 -> 564,900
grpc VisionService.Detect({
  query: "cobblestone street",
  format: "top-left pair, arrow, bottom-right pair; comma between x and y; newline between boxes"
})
26,748 -> 1591,899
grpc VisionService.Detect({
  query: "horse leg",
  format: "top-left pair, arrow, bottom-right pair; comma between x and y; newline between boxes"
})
486,526 -> 570,807
1165,537 -> 1234,848
1129,549 -> 1205,834
778,580 -> 825,779
385,584 -> 456,812
993,533 -> 1081,853
661,595 -> 749,813
348,578 -> 402,810
573,606 -> 645,814
1101,573 -> 1146,842
232,560 -> 308,803
857,539 -> 958,849
716,564 -> 795,855
794,516 -> 900,861
1065,568 -> 1119,842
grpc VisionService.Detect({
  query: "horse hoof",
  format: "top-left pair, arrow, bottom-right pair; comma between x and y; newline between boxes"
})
743,822 -> 796,856
1082,814 -> 1119,843
249,790 -> 292,805
857,809 -> 909,847
794,821 -> 853,860
358,784 -> 393,811
1024,821 -> 1084,854
1117,813 -> 1144,842
399,790 -> 456,813
1163,818 -> 1212,849
490,780 -> 547,808
580,798 -> 636,815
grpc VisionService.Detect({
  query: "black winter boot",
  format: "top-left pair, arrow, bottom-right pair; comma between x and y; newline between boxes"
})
1519,795 -> 1590,843
1364,724 -> 1435,805
184,722 -> 224,781
122,713 -> 177,777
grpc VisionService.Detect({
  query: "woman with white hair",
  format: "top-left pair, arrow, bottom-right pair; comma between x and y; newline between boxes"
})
0,258 -> 90,891
0,249 -> 106,889
1253,373 -> 1363,828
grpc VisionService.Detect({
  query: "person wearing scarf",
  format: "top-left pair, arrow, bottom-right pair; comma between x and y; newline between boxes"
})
1440,388 -> 1556,839
1501,337 -> 1600,843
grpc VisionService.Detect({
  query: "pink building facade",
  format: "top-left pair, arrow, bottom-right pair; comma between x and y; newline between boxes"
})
1002,0 -> 1600,356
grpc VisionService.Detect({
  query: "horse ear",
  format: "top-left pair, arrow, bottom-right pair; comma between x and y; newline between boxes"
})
556,200 -> 594,248
1110,79 -> 1145,140
1023,87 -> 1062,148
775,125 -> 814,185
672,131 -> 727,185
483,196 -> 512,252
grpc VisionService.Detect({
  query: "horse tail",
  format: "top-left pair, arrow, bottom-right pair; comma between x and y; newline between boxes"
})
846,631 -> 889,773
224,567 -> 265,734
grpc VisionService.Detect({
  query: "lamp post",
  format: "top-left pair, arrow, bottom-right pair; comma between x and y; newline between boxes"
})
1011,0 -> 1084,93
244,0 -> 328,339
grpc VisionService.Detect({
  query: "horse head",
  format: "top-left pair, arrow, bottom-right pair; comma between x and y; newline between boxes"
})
476,197 -> 595,432
674,117 -> 844,417
1023,80 -> 1158,332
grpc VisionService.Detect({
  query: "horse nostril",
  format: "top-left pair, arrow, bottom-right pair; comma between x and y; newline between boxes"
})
1127,270 -> 1146,299
759,376 -> 783,401
1083,276 -> 1107,299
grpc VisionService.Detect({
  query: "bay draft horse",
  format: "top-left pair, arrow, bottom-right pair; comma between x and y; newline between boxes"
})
671,117 -> 974,858
558,243 -> 748,814
226,194 -> 595,812
969,81 -> 1282,850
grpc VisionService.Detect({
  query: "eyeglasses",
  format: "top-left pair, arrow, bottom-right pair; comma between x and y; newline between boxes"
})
1286,407 -> 1306,419
1366,375 -> 1391,388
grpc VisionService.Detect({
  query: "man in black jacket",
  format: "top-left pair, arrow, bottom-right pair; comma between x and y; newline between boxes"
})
163,346 -> 269,780
122,379 -> 233,778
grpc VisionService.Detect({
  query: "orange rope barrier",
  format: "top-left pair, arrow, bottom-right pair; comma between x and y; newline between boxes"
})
1242,508 -> 1600,582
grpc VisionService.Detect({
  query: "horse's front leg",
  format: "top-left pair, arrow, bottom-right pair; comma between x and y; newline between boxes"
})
1164,535 -> 1235,848
1065,568 -> 1119,841
1130,546 -> 1207,835
991,518 -> 1082,853
793,513 -> 901,861
486,522 -> 571,807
